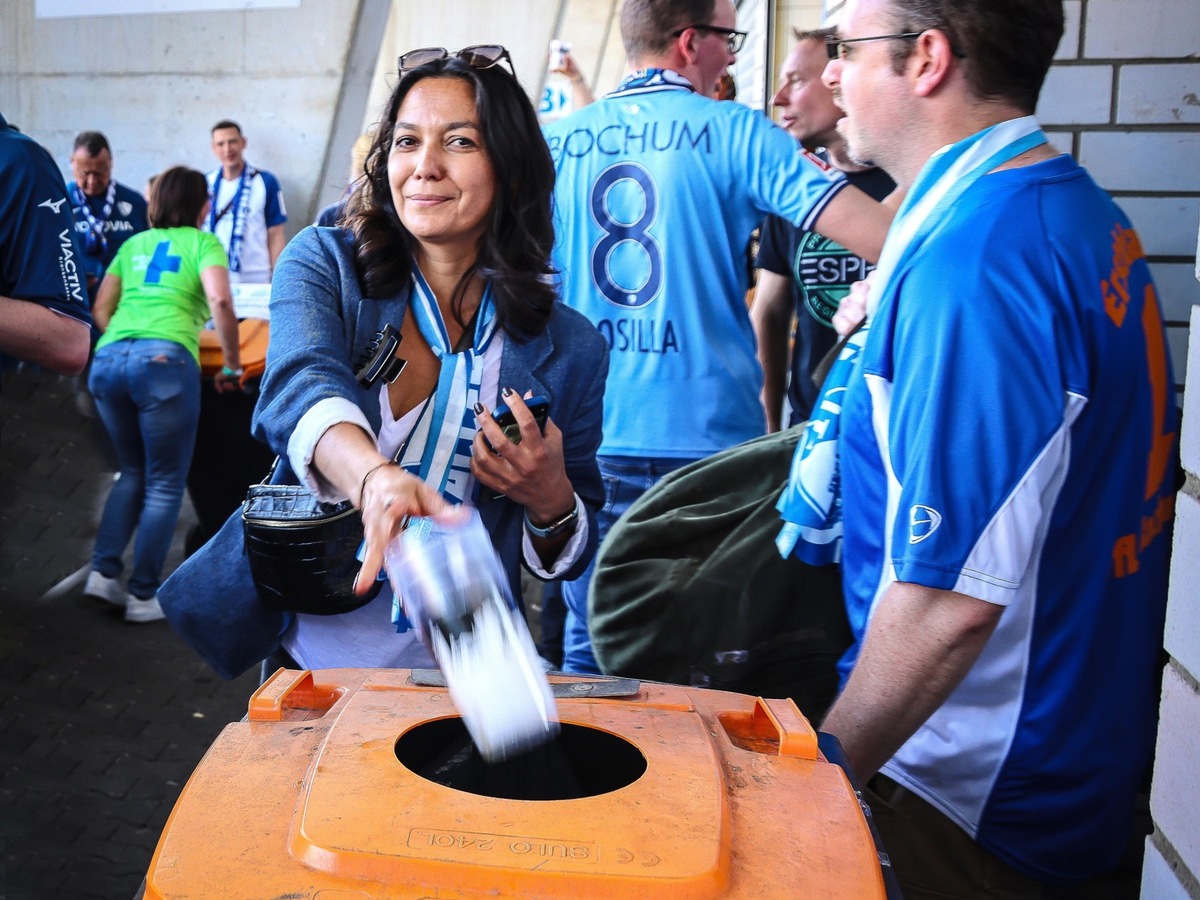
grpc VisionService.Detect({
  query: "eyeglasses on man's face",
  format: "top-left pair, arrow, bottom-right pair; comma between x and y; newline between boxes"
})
824,30 -> 966,60
672,24 -> 748,54
398,44 -> 516,77
824,32 -> 921,60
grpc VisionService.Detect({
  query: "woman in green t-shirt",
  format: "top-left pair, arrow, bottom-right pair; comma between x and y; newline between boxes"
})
85,166 -> 243,623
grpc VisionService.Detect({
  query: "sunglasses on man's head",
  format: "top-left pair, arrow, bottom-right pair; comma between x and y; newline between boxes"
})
398,45 -> 516,78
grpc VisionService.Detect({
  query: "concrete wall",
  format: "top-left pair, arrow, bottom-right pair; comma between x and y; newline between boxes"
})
0,0 -> 563,233
0,0 -> 363,235
362,0 -> 562,163
0,0 -> 873,231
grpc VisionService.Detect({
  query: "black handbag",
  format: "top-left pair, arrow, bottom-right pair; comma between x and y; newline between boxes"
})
240,324 -> 409,616
242,458 -> 383,616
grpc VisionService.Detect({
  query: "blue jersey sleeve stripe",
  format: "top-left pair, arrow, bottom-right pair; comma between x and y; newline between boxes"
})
798,178 -> 849,233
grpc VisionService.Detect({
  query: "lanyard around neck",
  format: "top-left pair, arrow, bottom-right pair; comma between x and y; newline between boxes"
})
70,180 -> 116,257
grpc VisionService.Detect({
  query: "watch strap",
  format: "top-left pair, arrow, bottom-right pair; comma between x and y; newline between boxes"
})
525,502 -> 579,539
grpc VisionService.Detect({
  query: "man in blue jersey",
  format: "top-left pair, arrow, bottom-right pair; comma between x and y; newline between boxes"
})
205,120 -> 287,285
67,131 -> 149,298
545,0 -> 894,674
815,0 -> 1177,895
752,26 -> 894,429
0,112 -> 91,379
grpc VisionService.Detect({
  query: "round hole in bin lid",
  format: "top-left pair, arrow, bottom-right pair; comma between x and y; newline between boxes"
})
395,717 -> 647,800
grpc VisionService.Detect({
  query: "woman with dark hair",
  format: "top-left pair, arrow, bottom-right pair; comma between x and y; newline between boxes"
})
85,166 -> 242,622
245,46 -> 608,670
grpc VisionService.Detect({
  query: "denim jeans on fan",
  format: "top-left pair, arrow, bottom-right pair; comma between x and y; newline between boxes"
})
560,455 -> 695,674
88,339 -> 200,600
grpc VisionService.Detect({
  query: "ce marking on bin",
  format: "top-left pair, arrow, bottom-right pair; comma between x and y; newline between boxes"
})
614,847 -> 660,866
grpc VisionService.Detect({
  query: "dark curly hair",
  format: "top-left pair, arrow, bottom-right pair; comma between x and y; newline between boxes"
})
343,57 -> 558,341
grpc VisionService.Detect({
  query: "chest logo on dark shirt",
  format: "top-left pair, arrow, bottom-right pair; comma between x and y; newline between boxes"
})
910,505 -> 943,544
793,232 -> 876,326
40,197 -> 67,214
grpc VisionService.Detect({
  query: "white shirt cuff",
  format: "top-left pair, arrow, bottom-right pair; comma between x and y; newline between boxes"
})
521,493 -> 589,578
287,396 -> 375,501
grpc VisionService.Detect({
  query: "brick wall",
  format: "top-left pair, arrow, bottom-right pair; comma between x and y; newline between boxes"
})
1053,6 -> 1200,898
1143,305 -> 1200,899
1040,0 -> 1200,398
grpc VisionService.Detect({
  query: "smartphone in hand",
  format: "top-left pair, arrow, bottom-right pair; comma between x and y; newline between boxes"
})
478,394 -> 550,502
485,395 -> 550,449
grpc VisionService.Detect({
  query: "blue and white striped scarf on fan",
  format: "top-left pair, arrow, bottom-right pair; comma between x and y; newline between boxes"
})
775,116 -> 1049,565
396,264 -> 499,504
376,264 -> 500,632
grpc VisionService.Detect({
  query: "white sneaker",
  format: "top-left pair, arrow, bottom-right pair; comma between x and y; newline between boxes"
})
84,570 -> 128,608
125,595 -> 165,623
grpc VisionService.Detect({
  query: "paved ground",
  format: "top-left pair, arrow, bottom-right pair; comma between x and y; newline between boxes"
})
0,365 -> 556,900
0,367 -> 260,900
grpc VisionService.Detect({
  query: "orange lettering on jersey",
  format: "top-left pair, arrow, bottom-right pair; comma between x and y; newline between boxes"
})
1112,534 -> 1139,579
1142,284 -> 1176,501
1139,494 -> 1176,552
1101,223 -> 1145,329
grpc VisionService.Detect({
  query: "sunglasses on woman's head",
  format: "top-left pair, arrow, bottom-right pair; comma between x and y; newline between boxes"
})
398,45 -> 517,78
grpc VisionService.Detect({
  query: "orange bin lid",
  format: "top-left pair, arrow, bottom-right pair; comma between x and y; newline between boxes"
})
144,669 -> 886,899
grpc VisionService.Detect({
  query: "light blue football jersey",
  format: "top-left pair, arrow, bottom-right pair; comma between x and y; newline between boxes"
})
839,154 -> 1177,883
544,70 -> 846,458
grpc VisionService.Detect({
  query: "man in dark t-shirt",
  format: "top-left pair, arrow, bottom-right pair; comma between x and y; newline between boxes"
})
751,27 -> 894,428
0,112 -> 92,380
67,130 -> 149,298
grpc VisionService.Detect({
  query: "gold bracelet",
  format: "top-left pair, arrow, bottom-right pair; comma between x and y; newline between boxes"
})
358,462 -> 393,508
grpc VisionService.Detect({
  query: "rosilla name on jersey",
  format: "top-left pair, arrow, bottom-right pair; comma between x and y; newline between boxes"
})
596,316 -> 680,355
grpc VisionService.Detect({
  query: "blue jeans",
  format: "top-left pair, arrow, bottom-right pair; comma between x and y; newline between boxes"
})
88,339 -> 200,599
561,455 -> 694,674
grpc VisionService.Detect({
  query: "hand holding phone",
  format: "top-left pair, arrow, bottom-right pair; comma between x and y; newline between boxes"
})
475,393 -> 552,504
485,394 -> 550,450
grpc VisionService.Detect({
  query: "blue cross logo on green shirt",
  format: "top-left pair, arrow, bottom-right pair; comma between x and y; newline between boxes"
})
145,240 -> 181,284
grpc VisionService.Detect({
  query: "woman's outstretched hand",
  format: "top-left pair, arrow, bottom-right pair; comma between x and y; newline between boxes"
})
354,463 -> 466,595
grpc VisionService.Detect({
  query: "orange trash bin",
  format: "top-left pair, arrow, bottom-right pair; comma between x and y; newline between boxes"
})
142,668 -> 889,899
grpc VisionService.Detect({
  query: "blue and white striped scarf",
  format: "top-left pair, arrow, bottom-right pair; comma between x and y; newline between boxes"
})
776,116 -> 1048,565
385,265 -> 499,630
397,264 -> 499,503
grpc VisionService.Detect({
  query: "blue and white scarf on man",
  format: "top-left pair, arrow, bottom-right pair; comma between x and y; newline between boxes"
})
776,116 -> 1049,565
207,165 -> 257,274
